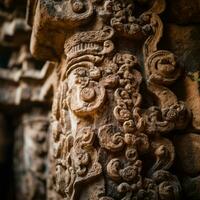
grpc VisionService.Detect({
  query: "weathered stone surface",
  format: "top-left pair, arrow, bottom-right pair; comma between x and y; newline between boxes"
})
28,0 -> 192,199
182,175 -> 200,200
161,24 -> 200,131
14,109 -> 49,200
184,75 -> 200,131
161,24 -> 200,70
166,0 -> 200,24
0,0 -> 199,199
174,133 -> 200,176
0,1 -> 53,199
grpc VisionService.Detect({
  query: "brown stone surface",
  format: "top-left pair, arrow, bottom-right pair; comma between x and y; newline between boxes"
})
0,1 -> 53,199
161,24 -> 200,131
166,0 -> 200,24
185,75 -> 200,131
182,175 -> 200,200
14,109 -> 49,200
0,0 -> 200,199
174,133 -> 200,175
29,0 -> 191,199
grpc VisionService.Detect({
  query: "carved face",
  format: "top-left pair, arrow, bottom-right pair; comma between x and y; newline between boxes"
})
30,0 -> 156,60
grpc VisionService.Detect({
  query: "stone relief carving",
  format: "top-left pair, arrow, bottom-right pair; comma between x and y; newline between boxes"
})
27,0 -> 192,199
0,0 -> 199,199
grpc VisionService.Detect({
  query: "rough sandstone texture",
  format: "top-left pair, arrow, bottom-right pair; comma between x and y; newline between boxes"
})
0,1 -> 52,199
0,0 -> 200,200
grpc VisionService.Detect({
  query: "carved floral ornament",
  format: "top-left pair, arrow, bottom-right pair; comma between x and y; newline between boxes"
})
29,0 -> 191,199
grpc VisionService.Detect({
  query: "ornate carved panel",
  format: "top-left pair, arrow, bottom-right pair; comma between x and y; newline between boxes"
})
0,0 -> 199,199
27,0 -> 197,199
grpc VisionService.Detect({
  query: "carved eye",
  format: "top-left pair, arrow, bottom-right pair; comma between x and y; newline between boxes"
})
80,87 -> 96,102
71,0 -> 85,13
75,68 -> 86,77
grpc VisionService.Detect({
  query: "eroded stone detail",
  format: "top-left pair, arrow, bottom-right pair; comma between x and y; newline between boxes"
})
24,0 -> 200,199
26,0 -> 190,199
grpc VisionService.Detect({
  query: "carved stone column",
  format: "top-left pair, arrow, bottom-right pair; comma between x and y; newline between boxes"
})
14,109 -> 49,200
28,0 -> 191,199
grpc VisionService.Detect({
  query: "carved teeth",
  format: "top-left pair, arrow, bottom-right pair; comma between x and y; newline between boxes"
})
68,43 -> 102,55
80,43 -> 83,49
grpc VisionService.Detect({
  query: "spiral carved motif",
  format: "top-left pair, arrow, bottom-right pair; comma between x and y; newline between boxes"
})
145,50 -> 180,85
47,0 -> 191,199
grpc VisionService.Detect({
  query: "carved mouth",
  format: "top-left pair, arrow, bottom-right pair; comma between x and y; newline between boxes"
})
64,26 -> 114,61
68,42 -> 103,55
66,40 -> 114,61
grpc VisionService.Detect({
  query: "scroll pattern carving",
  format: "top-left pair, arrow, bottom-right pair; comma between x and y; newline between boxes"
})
38,0 -> 191,199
